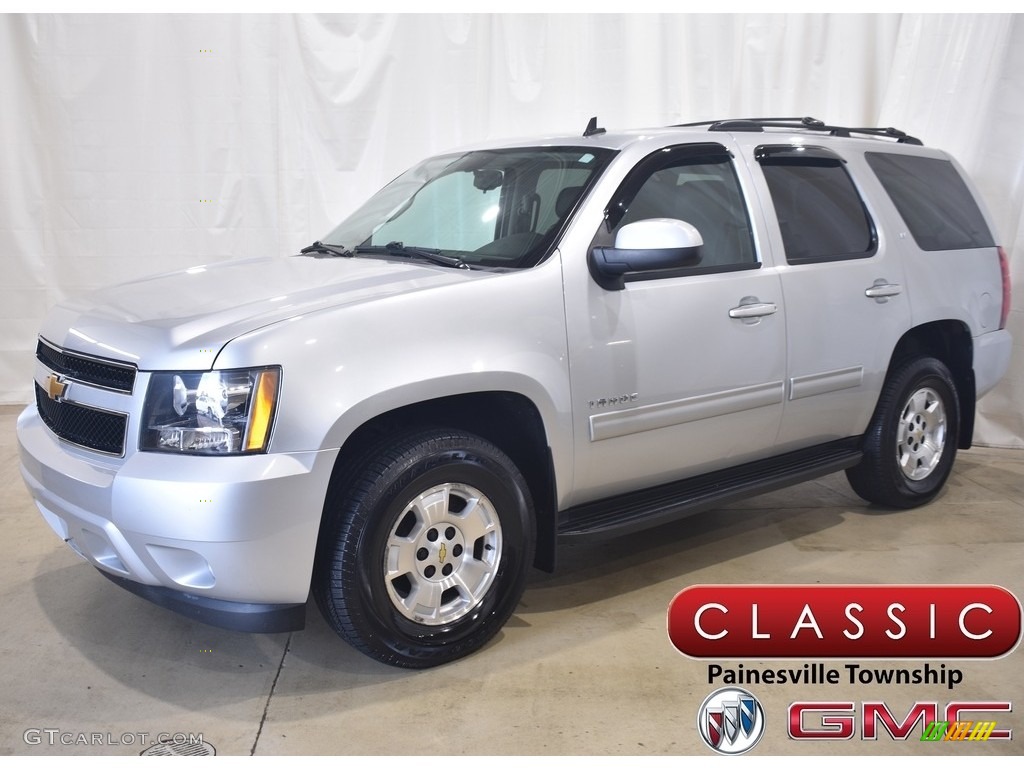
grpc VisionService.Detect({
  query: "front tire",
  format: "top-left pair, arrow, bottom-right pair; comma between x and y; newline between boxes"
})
846,356 -> 960,508
314,429 -> 535,668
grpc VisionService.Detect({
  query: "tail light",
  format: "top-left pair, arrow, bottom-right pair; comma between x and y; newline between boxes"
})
998,246 -> 1012,330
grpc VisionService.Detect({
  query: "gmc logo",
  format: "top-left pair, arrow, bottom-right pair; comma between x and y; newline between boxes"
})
788,702 -> 1012,740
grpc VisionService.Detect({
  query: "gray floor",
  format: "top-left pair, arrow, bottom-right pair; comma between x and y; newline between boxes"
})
1,403 -> 1021,756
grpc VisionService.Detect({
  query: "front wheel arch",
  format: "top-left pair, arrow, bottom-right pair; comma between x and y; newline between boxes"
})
313,428 -> 536,667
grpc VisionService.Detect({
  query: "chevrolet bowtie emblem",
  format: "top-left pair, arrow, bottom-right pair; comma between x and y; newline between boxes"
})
438,542 -> 447,564
45,373 -> 68,402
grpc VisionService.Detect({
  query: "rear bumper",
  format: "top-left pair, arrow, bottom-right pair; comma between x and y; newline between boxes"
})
975,329 -> 1012,398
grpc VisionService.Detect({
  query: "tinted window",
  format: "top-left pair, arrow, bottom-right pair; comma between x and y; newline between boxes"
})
608,148 -> 757,271
866,152 -> 994,251
759,148 -> 875,264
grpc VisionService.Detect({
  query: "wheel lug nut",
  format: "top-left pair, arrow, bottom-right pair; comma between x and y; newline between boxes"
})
452,544 -> 463,558
445,527 -> 456,540
416,547 -> 428,561
442,563 -> 453,576
424,565 -> 436,578
427,529 -> 439,542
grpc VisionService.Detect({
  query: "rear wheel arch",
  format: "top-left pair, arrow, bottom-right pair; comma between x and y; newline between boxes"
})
847,355 -> 960,508
886,321 -> 974,448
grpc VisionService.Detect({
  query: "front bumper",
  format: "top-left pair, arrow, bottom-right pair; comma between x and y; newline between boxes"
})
96,570 -> 306,632
17,404 -> 338,630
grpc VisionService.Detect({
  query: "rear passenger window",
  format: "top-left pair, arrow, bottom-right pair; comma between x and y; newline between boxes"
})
865,152 -> 995,251
757,145 -> 876,264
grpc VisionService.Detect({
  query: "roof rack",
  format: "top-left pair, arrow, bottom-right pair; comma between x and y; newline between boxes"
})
674,116 -> 923,146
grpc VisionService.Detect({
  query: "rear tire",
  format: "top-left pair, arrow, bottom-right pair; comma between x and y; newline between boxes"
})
846,356 -> 960,508
314,428 -> 535,668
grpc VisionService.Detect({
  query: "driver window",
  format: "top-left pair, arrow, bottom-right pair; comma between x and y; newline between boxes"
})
611,153 -> 757,270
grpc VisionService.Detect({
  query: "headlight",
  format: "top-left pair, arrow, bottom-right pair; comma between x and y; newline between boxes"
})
141,367 -> 281,454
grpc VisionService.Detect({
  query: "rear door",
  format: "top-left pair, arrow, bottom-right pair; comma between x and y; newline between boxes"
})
742,140 -> 911,449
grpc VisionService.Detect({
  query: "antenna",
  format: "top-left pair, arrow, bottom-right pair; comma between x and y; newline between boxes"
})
583,117 -> 606,138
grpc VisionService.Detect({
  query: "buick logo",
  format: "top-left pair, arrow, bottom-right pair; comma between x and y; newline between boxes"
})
44,373 -> 68,402
697,686 -> 766,755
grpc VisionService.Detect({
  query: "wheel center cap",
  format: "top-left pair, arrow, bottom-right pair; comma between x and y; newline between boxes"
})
415,524 -> 467,582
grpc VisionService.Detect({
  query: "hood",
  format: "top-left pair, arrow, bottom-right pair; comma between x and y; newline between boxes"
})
41,255 -> 481,371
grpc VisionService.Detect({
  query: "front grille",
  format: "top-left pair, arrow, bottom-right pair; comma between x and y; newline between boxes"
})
35,383 -> 128,455
36,339 -> 136,393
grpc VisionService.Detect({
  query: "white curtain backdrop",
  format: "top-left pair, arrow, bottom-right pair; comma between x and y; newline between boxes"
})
2,13 -> 1022,445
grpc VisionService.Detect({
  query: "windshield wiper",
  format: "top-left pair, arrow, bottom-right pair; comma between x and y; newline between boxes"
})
299,241 -> 354,258
355,241 -> 469,270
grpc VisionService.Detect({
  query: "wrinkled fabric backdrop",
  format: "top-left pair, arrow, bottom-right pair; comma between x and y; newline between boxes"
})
2,13 -> 1022,445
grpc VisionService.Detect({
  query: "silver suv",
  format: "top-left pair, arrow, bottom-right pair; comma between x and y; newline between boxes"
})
17,117 -> 1012,667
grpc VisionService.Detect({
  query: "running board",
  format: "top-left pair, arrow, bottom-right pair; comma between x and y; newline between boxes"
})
557,438 -> 862,540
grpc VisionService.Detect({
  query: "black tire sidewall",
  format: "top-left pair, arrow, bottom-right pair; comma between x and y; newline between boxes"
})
338,433 -> 533,665
874,358 -> 959,505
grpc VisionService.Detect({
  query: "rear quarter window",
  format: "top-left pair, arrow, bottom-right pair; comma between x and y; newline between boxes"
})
865,152 -> 994,251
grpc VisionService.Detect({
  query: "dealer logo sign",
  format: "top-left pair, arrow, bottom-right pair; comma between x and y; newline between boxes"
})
668,584 -> 1022,658
697,687 -> 766,755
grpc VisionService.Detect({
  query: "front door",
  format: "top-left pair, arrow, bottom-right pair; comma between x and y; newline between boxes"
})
561,142 -> 787,506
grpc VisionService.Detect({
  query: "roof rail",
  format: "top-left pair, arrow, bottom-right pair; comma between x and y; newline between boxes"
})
674,116 -> 923,146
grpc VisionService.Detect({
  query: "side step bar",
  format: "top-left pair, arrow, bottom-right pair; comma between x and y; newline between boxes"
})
557,437 -> 863,540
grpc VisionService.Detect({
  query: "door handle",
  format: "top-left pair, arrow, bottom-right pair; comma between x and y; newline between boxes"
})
865,280 -> 902,302
729,298 -> 778,322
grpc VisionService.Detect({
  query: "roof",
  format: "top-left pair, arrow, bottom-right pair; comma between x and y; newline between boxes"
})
456,116 -> 925,153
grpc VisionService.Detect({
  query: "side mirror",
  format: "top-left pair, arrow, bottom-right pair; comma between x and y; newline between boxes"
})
589,218 -> 703,290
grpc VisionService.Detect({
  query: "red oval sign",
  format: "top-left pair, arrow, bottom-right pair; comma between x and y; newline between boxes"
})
667,584 -> 1022,659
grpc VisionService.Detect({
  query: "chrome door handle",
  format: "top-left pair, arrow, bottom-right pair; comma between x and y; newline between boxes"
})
729,302 -> 778,319
865,280 -> 902,301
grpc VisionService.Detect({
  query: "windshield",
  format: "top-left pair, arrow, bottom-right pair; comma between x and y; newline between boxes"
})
321,147 -> 615,269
